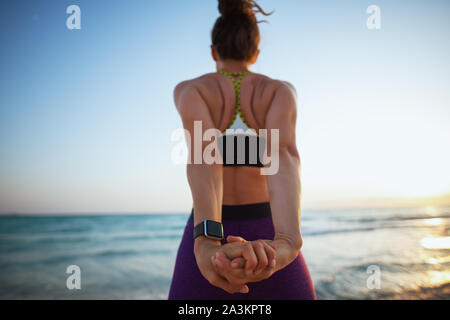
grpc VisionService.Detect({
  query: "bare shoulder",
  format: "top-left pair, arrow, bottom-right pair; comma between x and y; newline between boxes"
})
280,80 -> 298,99
251,73 -> 297,101
173,74 -> 217,108
173,78 -> 199,107
271,79 -> 297,101
261,76 -> 299,144
255,75 -> 298,137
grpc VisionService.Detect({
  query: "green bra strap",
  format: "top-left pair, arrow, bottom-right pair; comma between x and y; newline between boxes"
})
217,70 -> 251,129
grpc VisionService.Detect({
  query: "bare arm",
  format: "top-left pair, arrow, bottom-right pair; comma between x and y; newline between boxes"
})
265,82 -> 303,272
175,82 -> 248,294
174,82 -> 223,249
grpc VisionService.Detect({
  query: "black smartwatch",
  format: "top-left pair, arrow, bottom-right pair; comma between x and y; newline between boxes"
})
193,220 -> 224,241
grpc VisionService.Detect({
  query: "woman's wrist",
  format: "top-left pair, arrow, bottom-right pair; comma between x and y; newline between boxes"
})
270,235 -> 303,272
194,236 -> 221,256
273,232 -> 303,253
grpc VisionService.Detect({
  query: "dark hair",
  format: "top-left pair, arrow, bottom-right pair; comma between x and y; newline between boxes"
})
212,0 -> 272,61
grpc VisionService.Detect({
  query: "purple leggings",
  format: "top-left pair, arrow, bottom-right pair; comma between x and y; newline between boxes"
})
168,203 -> 316,300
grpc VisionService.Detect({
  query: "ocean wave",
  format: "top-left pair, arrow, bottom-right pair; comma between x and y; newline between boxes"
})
302,218 -> 449,237
301,223 -> 433,237
336,214 -> 450,224
314,259 -> 450,300
2,247 -> 176,266
315,280 -> 450,300
0,230 -> 184,246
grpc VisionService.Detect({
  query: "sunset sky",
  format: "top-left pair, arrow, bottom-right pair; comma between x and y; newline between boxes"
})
0,0 -> 449,214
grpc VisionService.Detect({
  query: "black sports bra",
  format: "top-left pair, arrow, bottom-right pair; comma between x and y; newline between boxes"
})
217,70 -> 265,167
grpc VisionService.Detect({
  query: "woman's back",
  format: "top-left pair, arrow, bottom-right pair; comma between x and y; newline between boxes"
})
170,0 -> 314,300
175,72 -> 295,205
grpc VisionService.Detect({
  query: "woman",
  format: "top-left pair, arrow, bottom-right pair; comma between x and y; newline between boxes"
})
169,0 -> 315,300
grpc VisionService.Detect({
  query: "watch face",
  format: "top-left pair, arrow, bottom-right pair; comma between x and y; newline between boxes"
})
205,220 -> 223,239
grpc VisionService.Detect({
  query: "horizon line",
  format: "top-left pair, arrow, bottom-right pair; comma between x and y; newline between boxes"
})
1,204 -> 450,217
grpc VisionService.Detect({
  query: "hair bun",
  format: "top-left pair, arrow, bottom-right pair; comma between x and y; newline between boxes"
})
213,0 -> 272,61
218,0 -> 254,17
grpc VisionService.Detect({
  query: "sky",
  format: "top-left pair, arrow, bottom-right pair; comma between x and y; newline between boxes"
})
0,0 -> 449,214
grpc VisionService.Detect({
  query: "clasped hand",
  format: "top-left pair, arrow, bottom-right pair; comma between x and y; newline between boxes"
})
195,235 -> 277,294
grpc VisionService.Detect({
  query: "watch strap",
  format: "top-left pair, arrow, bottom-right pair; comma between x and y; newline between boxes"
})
193,221 -> 205,240
193,220 -> 224,240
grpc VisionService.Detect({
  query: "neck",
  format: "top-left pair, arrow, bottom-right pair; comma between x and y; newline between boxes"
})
216,60 -> 251,73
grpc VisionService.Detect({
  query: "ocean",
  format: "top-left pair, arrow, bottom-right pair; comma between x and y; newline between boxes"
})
0,206 -> 449,300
